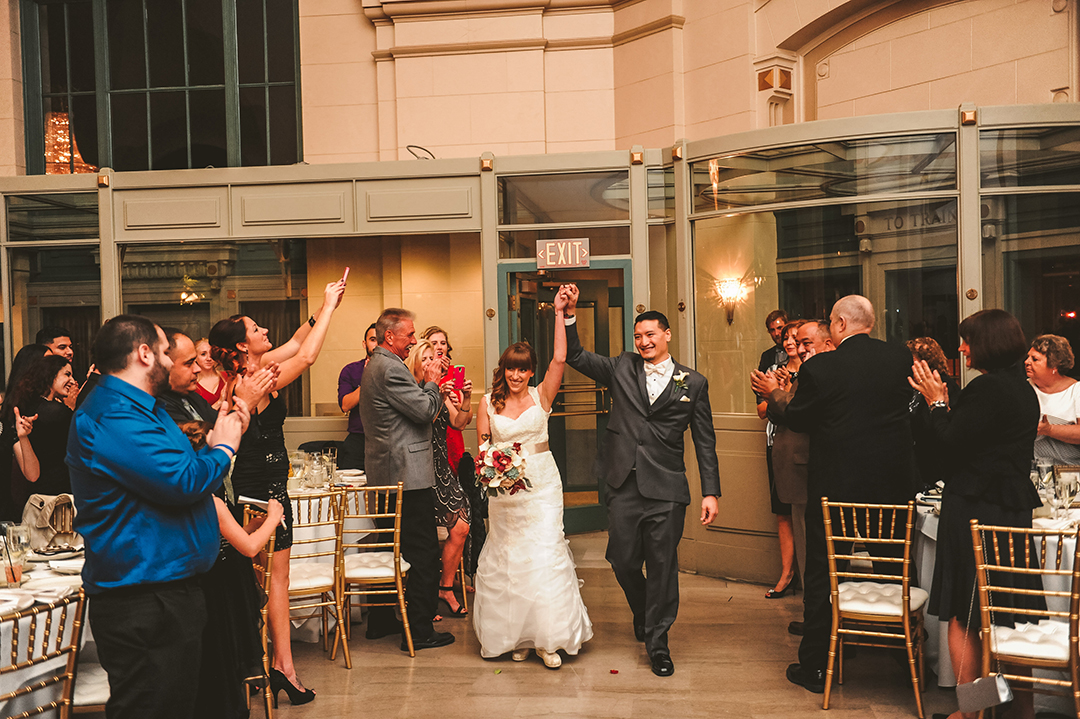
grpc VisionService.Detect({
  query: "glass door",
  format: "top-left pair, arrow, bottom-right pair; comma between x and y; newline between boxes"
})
499,262 -> 632,533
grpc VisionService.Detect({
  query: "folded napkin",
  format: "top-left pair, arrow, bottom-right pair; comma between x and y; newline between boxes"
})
31,585 -> 75,603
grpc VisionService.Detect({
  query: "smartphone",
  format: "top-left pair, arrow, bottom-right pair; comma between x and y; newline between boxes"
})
446,364 -> 465,390
341,266 -> 350,283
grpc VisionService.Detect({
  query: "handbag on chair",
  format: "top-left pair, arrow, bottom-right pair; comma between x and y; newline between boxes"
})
21,493 -> 81,551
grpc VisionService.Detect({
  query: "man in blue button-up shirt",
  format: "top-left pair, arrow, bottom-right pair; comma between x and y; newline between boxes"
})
68,315 -> 249,719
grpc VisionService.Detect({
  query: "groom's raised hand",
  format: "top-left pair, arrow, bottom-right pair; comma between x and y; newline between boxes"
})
562,283 -> 579,313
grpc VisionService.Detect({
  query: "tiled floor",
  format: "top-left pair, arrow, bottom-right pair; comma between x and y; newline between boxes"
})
273,532 -> 958,719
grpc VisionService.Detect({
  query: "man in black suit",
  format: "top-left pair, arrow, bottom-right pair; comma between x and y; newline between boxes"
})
758,309 -> 788,373
757,296 -> 916,693
561,284 -> 720,678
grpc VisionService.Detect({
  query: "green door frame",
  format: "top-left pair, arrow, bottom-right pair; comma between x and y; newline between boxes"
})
496,257 -> 633,533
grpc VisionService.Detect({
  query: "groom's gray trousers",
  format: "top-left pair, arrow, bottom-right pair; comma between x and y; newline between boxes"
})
605,470 -> 686,657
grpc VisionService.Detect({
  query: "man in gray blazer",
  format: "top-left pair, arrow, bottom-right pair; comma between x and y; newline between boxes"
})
561,285 -> 720,677
359,307 -> 454,650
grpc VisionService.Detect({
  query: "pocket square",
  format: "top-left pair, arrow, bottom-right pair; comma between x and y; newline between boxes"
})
679,395 -> 691,402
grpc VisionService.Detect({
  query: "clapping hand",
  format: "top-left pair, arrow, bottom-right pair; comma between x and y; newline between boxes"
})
774,366 -> 792,391
908,359 -> 948,406
749,369 -> 779,396
209,396 -> 251,453
234,363 -> 278,409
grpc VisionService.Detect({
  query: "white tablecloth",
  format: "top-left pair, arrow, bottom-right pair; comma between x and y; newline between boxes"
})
913,504 -> 1077,712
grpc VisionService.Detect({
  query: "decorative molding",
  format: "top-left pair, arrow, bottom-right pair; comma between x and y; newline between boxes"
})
376,38 -> 548,60
611,14 -> 685,47
546,36 -> 613,51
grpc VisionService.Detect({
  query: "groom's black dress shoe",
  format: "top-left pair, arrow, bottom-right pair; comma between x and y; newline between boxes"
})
787,621 -> 804,636
634,623 -> 645,643
402,631 -> 455,651
650,652 -> 674,677
786,663 -> 825,693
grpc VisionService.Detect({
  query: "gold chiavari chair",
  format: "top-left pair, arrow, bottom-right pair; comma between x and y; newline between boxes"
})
821,498 -> 926,718
0,589 -> 86,719
288,490 -> 349,668
970,520 -> 1080,717
338,483 -> 414,657
243,506 -> 277,719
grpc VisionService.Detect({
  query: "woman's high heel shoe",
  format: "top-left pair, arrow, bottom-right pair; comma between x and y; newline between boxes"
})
269,668 -> 315,707
438,585 -> 467,617
765,576 -> 795,599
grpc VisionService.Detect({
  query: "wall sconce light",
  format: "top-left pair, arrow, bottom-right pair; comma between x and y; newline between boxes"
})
179,290 -> 202,305
715,278 -> 748,324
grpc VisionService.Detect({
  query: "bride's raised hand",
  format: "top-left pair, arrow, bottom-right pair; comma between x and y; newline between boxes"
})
554,287 -> 569,312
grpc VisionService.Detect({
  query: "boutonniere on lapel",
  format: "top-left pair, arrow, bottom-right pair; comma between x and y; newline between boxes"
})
673,371 -> 689,391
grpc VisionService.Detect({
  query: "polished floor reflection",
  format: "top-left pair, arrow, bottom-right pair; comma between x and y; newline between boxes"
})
271,532 -> 958,719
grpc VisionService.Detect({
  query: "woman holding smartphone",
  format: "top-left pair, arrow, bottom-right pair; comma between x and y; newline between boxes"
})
422,326 -> 473,617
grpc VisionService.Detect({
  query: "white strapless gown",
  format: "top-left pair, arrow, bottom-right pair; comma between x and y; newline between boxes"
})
472,388 -> 593,657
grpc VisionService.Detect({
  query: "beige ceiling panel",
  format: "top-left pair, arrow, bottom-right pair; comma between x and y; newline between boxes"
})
231,182 -> 355,236
115,186 -> 229,240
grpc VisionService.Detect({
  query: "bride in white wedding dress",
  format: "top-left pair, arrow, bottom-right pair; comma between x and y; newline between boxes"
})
472,290 -> 593,668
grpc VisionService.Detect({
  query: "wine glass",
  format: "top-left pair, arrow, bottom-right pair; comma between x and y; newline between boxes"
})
1050,473 -> 1075,520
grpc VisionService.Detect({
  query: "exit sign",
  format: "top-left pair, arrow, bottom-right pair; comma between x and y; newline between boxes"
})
536,238 -> 590,269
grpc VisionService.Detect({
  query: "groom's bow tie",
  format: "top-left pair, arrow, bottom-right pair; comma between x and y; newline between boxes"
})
643,362 -> 666,377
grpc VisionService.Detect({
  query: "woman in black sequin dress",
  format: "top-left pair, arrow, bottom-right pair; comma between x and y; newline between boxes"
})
209,279 -> 345,705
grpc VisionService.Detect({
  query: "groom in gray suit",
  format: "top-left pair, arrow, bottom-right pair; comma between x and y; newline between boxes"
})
560,285 -> 720,677
359,307 -> 454,651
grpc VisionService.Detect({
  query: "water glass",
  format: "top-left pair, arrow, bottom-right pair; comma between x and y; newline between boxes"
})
1037,460 -> 1054,490
4,525 -> 29,586
323,447 -> 337,477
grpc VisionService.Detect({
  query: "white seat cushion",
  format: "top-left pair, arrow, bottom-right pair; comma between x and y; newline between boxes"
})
992,620 -> 1070,662
837,581 -> 928,616
289,562 -> 335,593
344,552 -> 410,582
74,661 -> 110,707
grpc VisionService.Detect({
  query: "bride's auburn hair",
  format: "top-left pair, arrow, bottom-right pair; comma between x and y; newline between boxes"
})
490,342 -> 536,413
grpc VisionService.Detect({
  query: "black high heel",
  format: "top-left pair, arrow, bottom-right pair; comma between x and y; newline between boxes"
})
438,585 -> 467,617
269,668 -> 315,707
765,576 -> 795,599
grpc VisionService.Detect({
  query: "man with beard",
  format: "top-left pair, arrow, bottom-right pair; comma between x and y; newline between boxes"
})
68,315 -> 250,719
159,328 -> 276,452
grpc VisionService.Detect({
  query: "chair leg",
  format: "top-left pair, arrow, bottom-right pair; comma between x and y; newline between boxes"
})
823,618 -> 839,709
399,585 -> 414,657
904,620 -> 925,719
337,593 -> 351,669
322,598 -> 330,653
837,635 -> 844,685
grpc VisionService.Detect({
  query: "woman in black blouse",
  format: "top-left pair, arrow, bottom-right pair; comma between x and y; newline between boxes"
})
909,310 -> 1041,719
6,355 -> 75,512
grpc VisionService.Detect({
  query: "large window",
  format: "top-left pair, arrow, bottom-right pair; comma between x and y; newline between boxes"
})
692,134 -> 959,414
981,126 -> 1080,376
22,0 -> 301,174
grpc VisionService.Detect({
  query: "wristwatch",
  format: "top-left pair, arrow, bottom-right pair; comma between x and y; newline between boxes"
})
929,400 -> 947,410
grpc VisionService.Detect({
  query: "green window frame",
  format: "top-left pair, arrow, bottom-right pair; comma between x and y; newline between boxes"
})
20,0 -> 302,174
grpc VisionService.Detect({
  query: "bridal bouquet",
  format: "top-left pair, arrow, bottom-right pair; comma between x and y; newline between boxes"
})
475,441 -> 531,496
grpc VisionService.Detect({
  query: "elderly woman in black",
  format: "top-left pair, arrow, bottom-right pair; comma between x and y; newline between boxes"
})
909,310 -> 1041,719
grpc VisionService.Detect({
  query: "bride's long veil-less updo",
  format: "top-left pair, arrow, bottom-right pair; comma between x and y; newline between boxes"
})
490,342 -> 537,413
